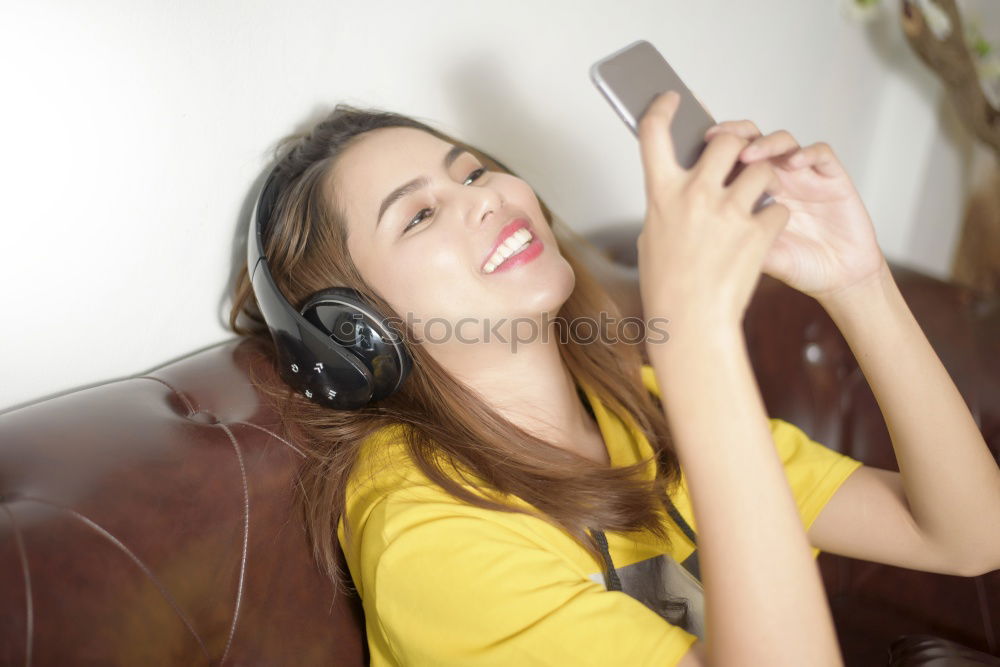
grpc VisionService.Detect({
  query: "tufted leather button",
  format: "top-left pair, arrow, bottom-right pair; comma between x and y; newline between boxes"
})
804,342 -> 824,364
187,410 -> 220,425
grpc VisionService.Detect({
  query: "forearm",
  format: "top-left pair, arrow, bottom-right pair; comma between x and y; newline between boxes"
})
818,263 -> 1000,574
649,321 -> 842,667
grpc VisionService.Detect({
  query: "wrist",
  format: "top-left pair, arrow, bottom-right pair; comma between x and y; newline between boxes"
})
815,259 -> 895,318
646,318 -> 747,371
643,298 -> 744,339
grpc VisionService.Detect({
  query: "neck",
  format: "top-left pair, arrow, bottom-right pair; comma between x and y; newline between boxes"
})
424,328 -> 600,455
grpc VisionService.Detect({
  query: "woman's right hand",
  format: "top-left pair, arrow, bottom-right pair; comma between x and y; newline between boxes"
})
636,90 -> 791,337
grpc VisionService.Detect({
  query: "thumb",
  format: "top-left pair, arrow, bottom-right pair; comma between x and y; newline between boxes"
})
637,90 -> 685,195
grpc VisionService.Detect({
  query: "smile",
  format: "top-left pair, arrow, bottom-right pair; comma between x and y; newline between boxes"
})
483,230 -> 543,274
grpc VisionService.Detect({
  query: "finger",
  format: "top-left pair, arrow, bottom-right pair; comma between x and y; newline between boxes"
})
739,130 -> 801,163
728,159 -> 780,213
703,119 -> 762,142
637,91 -> 685,194
784,142 -> 845,177
757,201 -> 791,240
689,131 -> 751,189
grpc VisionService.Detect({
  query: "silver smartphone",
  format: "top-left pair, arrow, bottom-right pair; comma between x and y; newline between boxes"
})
590,39 -> 774,212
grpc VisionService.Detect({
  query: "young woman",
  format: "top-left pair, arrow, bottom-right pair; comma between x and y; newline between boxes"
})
228,92 -> 1000,666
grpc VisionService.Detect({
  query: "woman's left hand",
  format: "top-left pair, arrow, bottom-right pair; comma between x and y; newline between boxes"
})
706,120 -> 888,302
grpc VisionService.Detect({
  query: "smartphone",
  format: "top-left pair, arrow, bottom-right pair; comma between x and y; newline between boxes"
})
590,39 -> 774,212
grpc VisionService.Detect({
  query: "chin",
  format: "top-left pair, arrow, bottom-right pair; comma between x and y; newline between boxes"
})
506,261 -> 576,318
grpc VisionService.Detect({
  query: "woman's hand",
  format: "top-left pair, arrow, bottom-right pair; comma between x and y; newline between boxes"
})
636,90 -> 791,335
704,118 -> 888,302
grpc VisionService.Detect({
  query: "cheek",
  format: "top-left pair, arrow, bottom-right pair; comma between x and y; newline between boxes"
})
372,241 -> 481,319
507,180 -> 551,228
508,179 -> 541,207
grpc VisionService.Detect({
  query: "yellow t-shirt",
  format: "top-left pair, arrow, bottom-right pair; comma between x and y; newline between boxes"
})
336,364 -> 864,666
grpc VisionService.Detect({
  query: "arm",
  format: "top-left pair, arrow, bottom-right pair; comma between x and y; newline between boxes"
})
650,320 -> 843,667
678,640 -> 708,666
810,261 -> 1000,576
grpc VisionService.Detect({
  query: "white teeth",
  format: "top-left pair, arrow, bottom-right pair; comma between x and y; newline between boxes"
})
503,233 -> 526,251
483,228 -> 533,274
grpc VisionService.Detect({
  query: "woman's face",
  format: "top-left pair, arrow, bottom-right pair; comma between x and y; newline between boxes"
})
333,127 -> 575,347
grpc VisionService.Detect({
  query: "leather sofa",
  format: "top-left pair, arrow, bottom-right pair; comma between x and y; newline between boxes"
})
1,225 -> 998,666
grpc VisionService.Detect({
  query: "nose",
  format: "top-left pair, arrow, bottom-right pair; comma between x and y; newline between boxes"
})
470,188 -> 504,228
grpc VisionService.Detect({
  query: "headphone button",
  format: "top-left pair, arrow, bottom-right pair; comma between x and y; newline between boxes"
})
304,389 -> 313,399
291,363 -> 300,373
356,325 -> 375,352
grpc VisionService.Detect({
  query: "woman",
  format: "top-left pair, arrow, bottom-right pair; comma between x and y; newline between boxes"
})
228,92 -> 1000,665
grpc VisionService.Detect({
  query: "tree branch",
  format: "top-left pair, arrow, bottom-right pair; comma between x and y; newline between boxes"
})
900,0 -> 1000,158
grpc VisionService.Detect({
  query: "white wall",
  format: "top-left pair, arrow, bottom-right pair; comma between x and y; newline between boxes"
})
0,0 -> 970,411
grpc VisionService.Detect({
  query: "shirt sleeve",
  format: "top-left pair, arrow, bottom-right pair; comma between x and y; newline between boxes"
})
365,484 -> 699,666
768,417 -> 864,551
640,363 -> 864,557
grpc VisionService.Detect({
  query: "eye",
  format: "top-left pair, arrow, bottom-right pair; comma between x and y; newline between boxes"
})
463,167 -> 486,185
403,207 -> 433,233
401,167 -> 488,234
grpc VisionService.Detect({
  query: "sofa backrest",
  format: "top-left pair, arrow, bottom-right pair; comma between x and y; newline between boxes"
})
2,226 -> 998,665
0,337 -> 368,666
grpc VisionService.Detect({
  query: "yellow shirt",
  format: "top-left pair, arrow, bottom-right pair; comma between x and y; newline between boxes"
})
337,364 -> 864,666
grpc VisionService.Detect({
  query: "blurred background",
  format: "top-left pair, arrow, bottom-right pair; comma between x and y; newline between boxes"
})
2,0 -> 997,410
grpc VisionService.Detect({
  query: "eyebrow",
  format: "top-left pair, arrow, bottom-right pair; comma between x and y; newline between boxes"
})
376,144 -> 470,229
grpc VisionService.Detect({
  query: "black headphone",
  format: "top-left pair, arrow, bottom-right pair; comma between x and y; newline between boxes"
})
245,163 -> 412,410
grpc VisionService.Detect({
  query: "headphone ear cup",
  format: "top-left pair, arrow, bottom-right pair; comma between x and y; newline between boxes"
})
299,287 -> 411,401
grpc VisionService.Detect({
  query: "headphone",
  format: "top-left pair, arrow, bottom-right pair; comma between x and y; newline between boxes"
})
245,162 -> 412,410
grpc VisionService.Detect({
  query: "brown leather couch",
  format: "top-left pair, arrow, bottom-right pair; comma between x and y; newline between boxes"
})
1,225 -> 998,666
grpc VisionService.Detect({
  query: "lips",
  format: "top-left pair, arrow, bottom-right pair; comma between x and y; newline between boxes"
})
481,218 -> 531,272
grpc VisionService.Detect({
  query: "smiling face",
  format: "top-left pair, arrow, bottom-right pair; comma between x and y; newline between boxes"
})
332,126 -> 575,348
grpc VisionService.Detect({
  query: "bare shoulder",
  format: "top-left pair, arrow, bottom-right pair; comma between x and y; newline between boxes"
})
676,640 -> 707,666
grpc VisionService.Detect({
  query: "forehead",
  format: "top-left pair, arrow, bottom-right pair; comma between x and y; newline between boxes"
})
336,126 -> 451,186
333,126 -> 453,225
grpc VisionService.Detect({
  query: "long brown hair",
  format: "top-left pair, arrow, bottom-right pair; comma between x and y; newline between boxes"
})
228,104 -> 684,601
